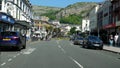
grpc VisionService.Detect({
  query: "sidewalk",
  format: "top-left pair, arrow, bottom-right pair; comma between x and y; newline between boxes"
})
26,39 -> 31,43
103,45 -> 120,53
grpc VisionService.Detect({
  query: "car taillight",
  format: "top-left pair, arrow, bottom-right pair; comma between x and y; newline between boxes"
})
12,36 -> 19,40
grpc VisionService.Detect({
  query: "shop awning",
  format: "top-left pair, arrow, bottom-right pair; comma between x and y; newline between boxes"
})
0,12 -> 15,24
15,20 -> 31,29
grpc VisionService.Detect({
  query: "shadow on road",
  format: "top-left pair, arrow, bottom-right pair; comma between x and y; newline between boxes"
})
0,48 -> 21,52
79,45 -> 101,50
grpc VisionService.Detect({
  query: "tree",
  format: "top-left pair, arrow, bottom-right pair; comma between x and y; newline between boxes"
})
60,14 -> 82,25
69,27 -> 77,35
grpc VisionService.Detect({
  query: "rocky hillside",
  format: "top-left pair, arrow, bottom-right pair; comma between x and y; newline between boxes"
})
56,2 -> 97,18
32,2 -> 97,17
32,2 -> 97,24
32,5 -> 61,16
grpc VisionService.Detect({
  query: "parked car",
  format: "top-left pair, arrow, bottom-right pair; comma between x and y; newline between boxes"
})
69,35 -> 75,41
73,36 -> 84,45
82,35 -> 103,50
0,31 -> 26,51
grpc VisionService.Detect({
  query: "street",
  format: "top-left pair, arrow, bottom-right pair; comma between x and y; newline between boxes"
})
0,39 -> 120,68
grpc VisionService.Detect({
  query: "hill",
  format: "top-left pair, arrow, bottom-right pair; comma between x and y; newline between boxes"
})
32,2 -> 97,24
32,5 -> 61,16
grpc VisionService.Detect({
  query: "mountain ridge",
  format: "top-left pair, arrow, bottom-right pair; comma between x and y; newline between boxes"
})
32,2 -> 97,24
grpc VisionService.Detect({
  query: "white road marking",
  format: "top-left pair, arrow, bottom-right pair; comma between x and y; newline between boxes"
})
69,56 -> 84,68
1,62 -> 6,66
17,53 -> 20,56
70,43 -> 73,46
58,45 -> 66,54
61,48 -> 66,54
8,58 -> 12,62
22,48 -> 36,55
58,45 -> 61,48
13,56 -> 17,58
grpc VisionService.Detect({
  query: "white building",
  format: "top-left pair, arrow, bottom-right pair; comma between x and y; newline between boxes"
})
0,0 -> 33,38
82,19 -> 90,32
49,20 -> 61,28
0,0 -> 33,22
75,26 -> 81,31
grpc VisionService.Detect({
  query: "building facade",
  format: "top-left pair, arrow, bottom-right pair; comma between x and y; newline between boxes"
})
96,0 -> 120,44
82,19 -> 90,32
97,1 -> 112,43
0,0 -> 33,38
89,4 -> 100,36
111,0 -> 120,33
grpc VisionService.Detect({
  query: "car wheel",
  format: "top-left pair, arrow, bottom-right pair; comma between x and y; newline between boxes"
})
16,46 -> 21,51
84,45 -> 89,49
73,43 -> 76,45
22,45 -> 26,49
82,45 -> 85,48
99,47 -> 103,50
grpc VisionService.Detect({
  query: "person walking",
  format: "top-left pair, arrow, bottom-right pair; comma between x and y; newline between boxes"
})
117,33 -> 120,47
114,33 -> 119,46
109,35 -> 114,46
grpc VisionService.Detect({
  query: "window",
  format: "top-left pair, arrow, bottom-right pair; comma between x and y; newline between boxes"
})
1,32 -> 17,36
17,0 -> 19,5
0,0 -> 2,10
20,0 -> 22,8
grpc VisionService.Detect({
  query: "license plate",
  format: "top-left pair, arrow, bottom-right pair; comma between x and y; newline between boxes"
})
3,38 -> 11,41
94,44 -> 100,46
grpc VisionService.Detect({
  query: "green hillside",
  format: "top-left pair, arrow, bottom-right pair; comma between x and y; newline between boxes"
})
32,2 -> 97,25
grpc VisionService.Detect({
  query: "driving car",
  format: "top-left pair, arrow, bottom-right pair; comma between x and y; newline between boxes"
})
82,35 -> 103,50
73,36 -> 84,45
0,31 -> 26,51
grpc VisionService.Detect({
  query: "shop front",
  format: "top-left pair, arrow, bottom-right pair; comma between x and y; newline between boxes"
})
14,20 -> 31,40
102,23 -> 116,44
0,12 -> 15,32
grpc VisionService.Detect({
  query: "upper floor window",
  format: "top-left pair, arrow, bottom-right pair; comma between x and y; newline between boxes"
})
17,0 -> 19,5
0,0 -> 2,10
20,0 -> 22,7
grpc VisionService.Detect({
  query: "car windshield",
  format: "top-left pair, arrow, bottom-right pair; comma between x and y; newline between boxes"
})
89,36 -> 101,41
77,36 -> 83,39
0,32 -> 17,36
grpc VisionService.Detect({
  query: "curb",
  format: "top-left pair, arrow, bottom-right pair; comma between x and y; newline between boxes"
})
103,49 -> 120,54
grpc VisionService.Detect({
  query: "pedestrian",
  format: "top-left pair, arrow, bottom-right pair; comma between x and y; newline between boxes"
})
114,33 -> 119,46
109,35 -> 113,46
117,33 -> 120,47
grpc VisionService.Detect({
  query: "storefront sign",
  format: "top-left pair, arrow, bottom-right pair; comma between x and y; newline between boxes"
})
103,23 -> 116,29
0,13 -> 15,24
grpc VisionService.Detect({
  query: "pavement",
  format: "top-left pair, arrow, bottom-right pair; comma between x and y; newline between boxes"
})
103,45 -> 120,54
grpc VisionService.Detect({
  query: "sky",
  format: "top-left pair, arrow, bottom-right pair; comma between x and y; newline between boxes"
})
29,0 -> 104,8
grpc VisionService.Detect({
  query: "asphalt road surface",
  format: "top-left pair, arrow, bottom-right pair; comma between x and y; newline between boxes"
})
0,39 -> 120,68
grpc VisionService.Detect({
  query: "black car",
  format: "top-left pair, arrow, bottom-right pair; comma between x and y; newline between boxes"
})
0,31 -> 26,51
82,35 -> 103,50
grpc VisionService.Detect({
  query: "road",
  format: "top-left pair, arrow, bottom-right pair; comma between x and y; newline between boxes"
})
0,39 -> 120,68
